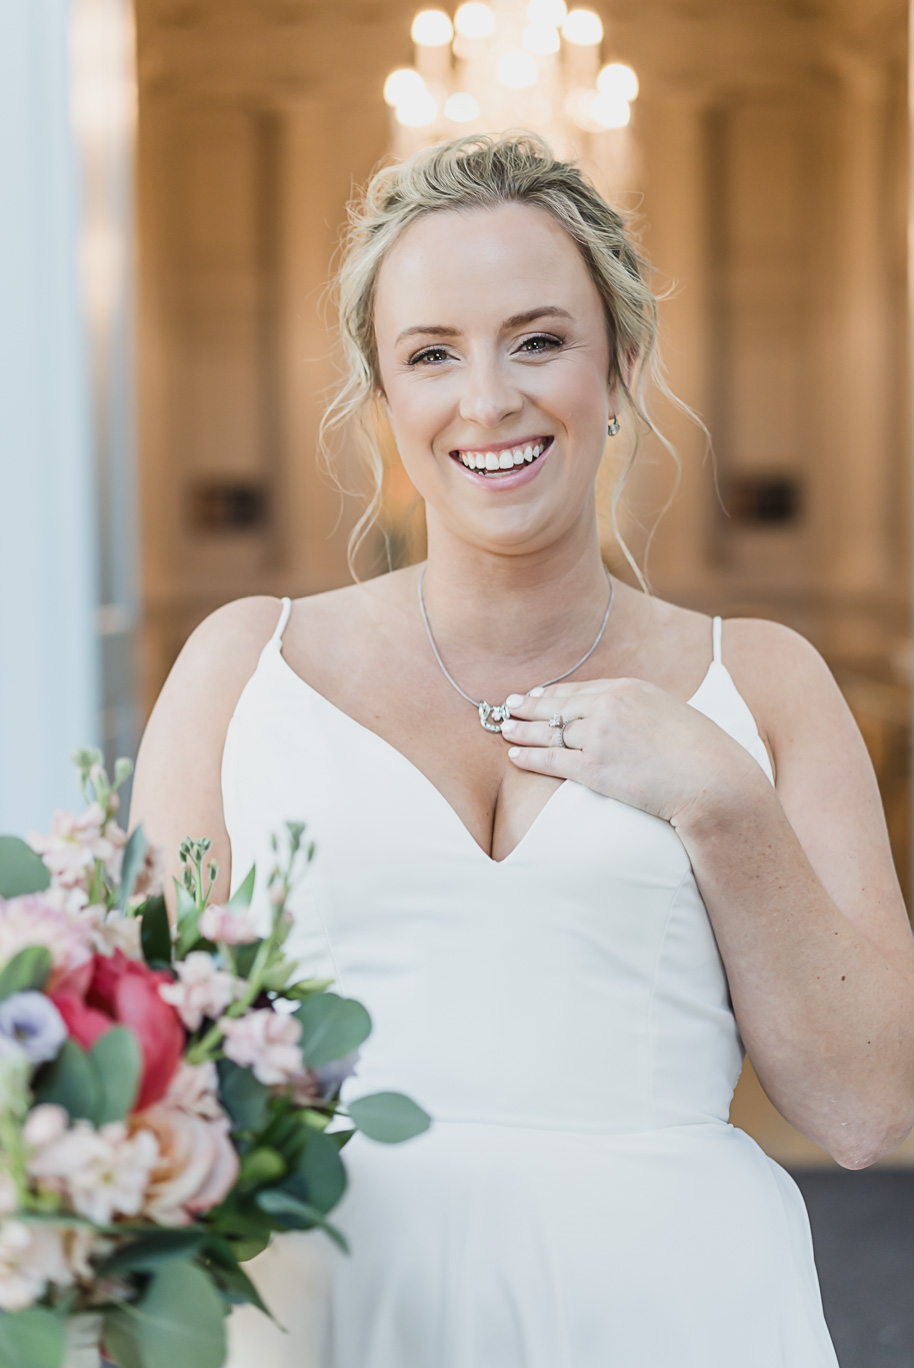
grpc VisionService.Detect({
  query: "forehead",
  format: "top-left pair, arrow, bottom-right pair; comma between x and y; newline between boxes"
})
373,201 -> 601,336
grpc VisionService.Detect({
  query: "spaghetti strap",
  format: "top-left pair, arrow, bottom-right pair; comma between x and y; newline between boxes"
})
268,596 -> 292,649
712,615 -> 722,664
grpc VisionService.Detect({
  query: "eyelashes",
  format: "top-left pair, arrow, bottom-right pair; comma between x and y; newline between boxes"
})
406,334 -> 563,367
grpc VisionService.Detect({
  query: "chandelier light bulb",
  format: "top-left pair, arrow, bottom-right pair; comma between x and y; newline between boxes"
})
410,9 -> 454,46
597,62 -> 639,102
383,68 -> 427,108
454,2 -> 495,38
496,50 -> 539,88
561,8 -> 603,45
444,91 -> 481,122
522,21 -> 560,55
526,0 -> 567,26
590,91 -> 631,129
395,89 -> 439,126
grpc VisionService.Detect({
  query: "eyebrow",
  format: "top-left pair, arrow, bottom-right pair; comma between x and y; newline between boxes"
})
394,306 -> 575,347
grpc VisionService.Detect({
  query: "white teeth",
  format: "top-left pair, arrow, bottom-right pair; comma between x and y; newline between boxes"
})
512,448 -> 525,466
456,439 -> 550,472
523,445 -> 533,461
485,453 -> 499,471
498,451 -> 513,469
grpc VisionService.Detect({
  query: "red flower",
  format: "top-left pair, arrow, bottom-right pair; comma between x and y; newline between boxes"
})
52,951 -> 185,1110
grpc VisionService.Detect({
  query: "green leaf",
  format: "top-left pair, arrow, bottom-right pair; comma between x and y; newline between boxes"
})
283,976 -> 335,1000
99,1228 -> 208,1276
200,1236 -> 275,1318
217,1058 -> 269,1132
227,864 -> 256,910
296,992 -> 372,1069
174,880 -> 200,956
346,1091 -> 432,1144
33,1037 -> 100,1122
0,945 -> 52,1000
288,1129 -> 347,1214
0,835 -> 51,897
89,1026 -> 141,1124
0,1307 -> 65,1368
232,939 -> 263,979
109,1261 -> 226,1368
255,1189 -> 350,1253
328,1127 -> 356,1150
117,824 -> 148,912
141,894 -> 172,967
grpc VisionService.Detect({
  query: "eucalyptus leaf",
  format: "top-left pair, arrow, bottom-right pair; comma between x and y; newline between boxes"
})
288,1129 -> 347,1214
227,864 -> 256,910
238,1146 -> 286,1191
117,824 -> 148,912
296,992 -> 372,1069
89,1026 -> 141,1124
201,1236 -> 275,1317
346,1091 -> 432,1144
0,944 -> 52,1000
110,1261 -> 226,1368
217,1058 -> 269,1132
99,1228 -> 208,1275
0,835 -> 51,897
0,1307 -> 65,1368
102,1305 -> 148,1368
33,1038 -> 100,1122
255,1188 -> 350,1253
141,894 -> 172,967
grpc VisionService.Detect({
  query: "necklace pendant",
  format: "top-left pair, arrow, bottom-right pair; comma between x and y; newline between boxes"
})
478,700 -> 511,732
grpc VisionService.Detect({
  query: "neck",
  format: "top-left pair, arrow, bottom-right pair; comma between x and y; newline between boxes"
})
418,516 -> 614,695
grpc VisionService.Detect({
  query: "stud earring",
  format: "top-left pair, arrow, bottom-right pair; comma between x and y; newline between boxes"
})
607,415 -> 620,437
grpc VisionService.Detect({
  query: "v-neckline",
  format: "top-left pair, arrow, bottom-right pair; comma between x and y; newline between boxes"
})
267,645 -> 718,868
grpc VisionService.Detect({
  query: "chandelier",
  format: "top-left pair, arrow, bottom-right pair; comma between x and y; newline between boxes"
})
383,1 -> 639,194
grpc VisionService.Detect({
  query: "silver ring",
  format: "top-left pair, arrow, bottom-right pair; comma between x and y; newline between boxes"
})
559,717 -> 580,748
548,713 -> 563,730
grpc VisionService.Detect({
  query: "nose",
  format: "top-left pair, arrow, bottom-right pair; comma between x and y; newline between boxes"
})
457,354 -> 523,431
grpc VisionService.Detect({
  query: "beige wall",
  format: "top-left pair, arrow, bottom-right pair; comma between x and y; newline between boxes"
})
133,0 -> 912,1164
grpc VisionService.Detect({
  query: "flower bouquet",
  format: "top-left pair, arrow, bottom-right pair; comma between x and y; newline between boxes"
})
0,750 -> 430,1368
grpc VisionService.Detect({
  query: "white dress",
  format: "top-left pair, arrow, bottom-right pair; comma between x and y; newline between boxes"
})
222,600 -> 839,1368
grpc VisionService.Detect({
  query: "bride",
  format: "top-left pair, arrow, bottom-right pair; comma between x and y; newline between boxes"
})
130,132 -> 914,1366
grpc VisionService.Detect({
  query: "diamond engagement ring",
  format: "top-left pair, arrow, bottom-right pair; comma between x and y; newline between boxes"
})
558,717 -> 580,748
549,713 -> 564,730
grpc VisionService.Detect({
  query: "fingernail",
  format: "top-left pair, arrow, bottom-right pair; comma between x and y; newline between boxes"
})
505,694 -> 525,708
507,747 -> 520,759
528,686 -> 545,697
501,719 -> 517,735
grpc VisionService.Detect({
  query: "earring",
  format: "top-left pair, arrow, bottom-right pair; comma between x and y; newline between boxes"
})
607,415 -> 620,437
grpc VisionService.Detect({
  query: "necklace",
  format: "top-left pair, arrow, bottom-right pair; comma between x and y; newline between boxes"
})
417,564 -> 615,732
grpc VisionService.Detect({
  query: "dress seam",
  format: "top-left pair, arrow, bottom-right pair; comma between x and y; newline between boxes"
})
646,863 -> 693,1129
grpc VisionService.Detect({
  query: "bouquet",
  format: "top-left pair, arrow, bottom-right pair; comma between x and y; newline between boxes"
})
0,750 -> 430,1368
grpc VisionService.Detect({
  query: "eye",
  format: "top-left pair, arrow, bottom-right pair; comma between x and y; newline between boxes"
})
407,346 -> 452,366
517,333 -> 562,355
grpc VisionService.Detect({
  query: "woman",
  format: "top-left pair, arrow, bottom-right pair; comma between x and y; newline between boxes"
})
130,133 -> 914,1367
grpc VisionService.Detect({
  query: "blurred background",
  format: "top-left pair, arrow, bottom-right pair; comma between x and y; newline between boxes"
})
1,0 -> 912,1357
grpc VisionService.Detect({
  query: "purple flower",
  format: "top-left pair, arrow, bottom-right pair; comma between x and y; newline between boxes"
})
0,993 -> 67,1065
313,1050 -> 361,1100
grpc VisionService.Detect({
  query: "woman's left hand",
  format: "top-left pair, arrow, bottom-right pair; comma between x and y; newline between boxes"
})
501,678 -> 764,828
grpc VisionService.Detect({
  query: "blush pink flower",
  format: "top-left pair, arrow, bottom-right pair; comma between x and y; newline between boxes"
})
158,952 -> 238,1032
219,1008 -> 303,1086
199,902 -> 259,946
131,1105 -> 239,1226
24,1106 -> 159,1225
162,1060 -> 224,1120
28,804 -> 126,890
0,894 -> 95,996
0,1219 -> 105,1311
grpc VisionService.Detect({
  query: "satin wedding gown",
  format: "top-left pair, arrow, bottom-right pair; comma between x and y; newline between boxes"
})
223,599 -> 839,1367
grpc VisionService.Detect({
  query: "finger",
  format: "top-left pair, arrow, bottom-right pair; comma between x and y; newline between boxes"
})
506,744 -> 587,780
500,716 -> 585,749
505,689 -> 598,722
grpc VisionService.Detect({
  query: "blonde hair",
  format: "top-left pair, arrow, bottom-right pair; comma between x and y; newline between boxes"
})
319,129 -> 695,584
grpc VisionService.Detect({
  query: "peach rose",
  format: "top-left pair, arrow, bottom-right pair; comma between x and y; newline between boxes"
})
133,1104 -> 239,1227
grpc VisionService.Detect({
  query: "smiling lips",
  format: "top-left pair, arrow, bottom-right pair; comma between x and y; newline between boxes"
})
450,436 -> 553,476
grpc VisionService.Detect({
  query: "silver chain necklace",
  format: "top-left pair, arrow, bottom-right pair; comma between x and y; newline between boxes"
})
417,564 -> 615,732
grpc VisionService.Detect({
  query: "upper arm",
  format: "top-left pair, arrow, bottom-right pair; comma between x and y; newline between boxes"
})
723,617 -> 914,987
128,596 -> 283,919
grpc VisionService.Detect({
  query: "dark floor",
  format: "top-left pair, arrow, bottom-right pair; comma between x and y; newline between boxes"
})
790,1169 -> 914,1368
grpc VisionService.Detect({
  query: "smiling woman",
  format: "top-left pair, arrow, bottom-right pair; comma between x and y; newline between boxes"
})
128,132 -> 914,1368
